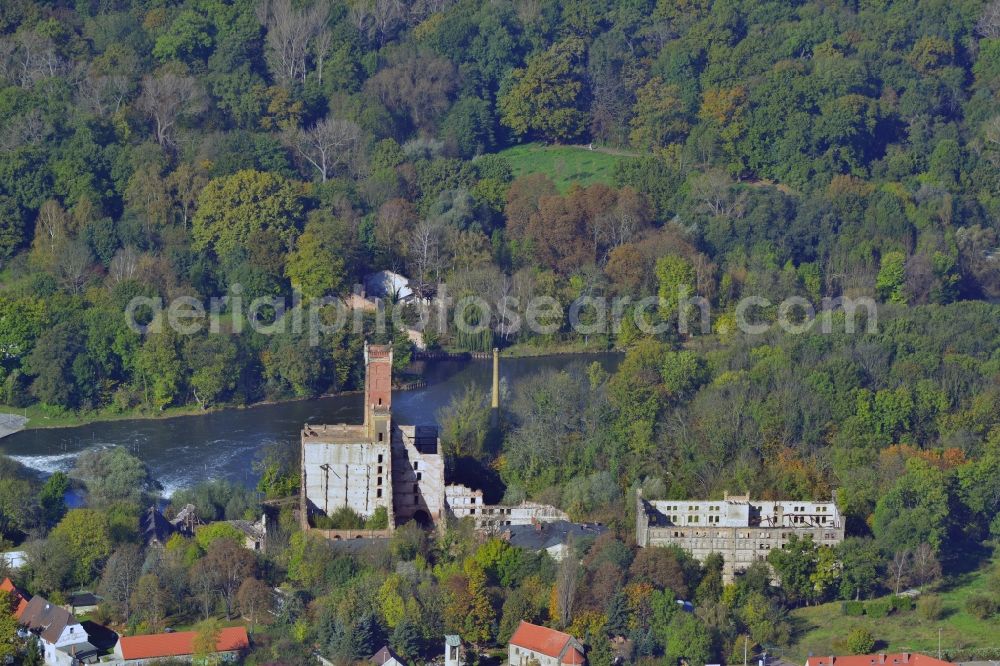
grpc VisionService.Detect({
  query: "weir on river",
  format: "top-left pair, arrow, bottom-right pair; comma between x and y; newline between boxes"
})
0,353 -> 619,497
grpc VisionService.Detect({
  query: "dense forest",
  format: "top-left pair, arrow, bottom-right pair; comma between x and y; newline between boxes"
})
4,0 -> 1000,662
2,0 -> 1000,415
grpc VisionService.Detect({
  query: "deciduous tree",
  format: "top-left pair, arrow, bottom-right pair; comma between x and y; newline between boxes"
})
366,49 -> 458,132
837,538 -> 881,600
499,37 -> 588,142
134,331 -> 184,411
237,577 -> 274,631
137,72 -> 206,147
664,612 -> 713,666
873,458 -> 953,554
132,573 -> 169,632
285,220 -> 346,301
203,538 -> 257,618
844,627 -> 876,654
437,384 -> 492,461
99,544 -> 144,621
287,117 -> 363,182
192,170 -> 305,261
74,447 -> 154,507
767,534 -> 820,605
258,0 -> 329,84
50,509 -> 112,585
630,78 -> 689,149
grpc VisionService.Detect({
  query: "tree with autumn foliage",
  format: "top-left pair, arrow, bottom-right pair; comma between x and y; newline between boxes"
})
457,563 -> 496,652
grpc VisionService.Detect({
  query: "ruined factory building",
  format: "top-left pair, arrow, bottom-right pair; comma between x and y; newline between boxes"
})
301,343 -> 567,533
636,490 -> 845,583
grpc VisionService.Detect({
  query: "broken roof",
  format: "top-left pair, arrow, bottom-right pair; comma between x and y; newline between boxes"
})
302,423 -> 370,444
140,505 -> 176,545
507,521 -> 607,552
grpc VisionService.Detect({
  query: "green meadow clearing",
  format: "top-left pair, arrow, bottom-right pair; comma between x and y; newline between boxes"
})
495,142 -> 625,191
785,552 -> 1000,661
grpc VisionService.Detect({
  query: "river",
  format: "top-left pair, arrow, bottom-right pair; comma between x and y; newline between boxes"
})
0,353 -> 619,496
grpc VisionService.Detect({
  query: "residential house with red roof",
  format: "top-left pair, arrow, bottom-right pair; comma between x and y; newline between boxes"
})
113,626 -> 249,664
806,653 -> 954,666
508,621 -> 585,666
18,594 -> 97,665
1,577 -> 29,619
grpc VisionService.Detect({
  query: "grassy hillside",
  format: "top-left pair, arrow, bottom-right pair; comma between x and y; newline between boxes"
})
786,554 -> 1000,661
495,142 -> 625,191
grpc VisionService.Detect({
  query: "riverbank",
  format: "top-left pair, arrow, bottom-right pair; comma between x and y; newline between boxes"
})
0,352 -> 622,493
498,340 -> 617,358
1,347 -> 619,432
0,392 -> 360,432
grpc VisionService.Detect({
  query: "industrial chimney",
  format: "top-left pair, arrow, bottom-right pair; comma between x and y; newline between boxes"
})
491,347 -> 500,427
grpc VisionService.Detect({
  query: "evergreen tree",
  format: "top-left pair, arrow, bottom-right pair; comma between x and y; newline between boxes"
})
588,631 -> 616,666
605,590 -> 630,638
391,618 -> 423,662
352,613 -> 384,661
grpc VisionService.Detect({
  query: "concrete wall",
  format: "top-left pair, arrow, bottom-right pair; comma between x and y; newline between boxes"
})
310,528 -> 392,540
445,488 -> 570,531
391,425 -> 445,525
302,440 -> 391,519
636,490 -> 845,583
645,497 -> 842,529
509,645 -> 560,666
643,523 -> 844,581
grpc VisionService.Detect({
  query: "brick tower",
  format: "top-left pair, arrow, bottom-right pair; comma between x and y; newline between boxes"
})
364,343 -> 393,441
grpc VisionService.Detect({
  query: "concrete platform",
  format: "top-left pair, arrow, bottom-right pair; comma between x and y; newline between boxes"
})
0,414 -> 27,440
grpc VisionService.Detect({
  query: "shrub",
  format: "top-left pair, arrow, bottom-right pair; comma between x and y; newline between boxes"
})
845,627 -> 876,654
865,599 -> 892,618
842,600 -> 865,616
917,595 -> 944,621
311,514 -> 334,529
312,506 -> 366,530
329,506 -> 366,529
965,594 -> 998,620
890,595 -> 913,612
365,506 -> 389,530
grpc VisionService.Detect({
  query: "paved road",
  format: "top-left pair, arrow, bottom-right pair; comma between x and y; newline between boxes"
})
0,413 -> 27,440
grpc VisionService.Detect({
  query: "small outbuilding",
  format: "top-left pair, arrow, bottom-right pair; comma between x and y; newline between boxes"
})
66,591 -> 102,615
509,621 -> 586,666
114,626 -> 250,664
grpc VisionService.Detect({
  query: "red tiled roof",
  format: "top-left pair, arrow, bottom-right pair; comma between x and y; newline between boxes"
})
1,578 -> 29,619
806,654 -> 953,666
510,621 -> 584,664
117,626 -> 249,660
